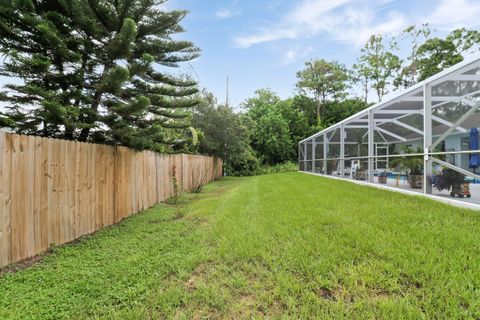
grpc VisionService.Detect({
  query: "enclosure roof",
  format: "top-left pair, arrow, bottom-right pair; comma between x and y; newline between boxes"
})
300,53 -> 480,144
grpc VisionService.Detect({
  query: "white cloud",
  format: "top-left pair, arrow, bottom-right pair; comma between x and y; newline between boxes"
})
334,10 -> 407,46
215,8 -> 240,19
234,0 -> 480,49
424,0 -> 480,29
287,0 -> 351,28
282,46 -> 314,65
286,50 -> 296,61
234,0 -> 406,48
235,29 -> 297,48
234,0 -> 346,47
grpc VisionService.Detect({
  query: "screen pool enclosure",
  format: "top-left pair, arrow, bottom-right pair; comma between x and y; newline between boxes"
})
299,55 -> 480,208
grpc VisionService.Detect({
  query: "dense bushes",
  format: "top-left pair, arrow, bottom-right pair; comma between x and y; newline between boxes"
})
225,161 -> 298,177
256,162 -> 298,175
224,148 -> 260,176
192,91 -> 260,176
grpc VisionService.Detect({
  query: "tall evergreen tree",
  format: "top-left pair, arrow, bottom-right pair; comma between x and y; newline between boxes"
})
0,0 -> 199,152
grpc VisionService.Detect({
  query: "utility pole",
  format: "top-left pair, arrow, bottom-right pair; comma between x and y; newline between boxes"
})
224,75 -> 229,176
226,76 -> 229,108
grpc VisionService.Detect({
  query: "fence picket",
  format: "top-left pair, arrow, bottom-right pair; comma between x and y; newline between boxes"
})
0,131 -> 222,268
0,133 -> 9,266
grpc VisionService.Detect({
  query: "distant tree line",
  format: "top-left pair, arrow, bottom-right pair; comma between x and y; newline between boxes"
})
193,89 -> 368,175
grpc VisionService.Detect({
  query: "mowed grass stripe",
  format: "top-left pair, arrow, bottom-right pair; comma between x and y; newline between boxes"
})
1,173 -> 479,319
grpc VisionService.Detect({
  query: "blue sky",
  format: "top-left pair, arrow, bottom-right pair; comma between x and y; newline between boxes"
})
167,0 -> 480,108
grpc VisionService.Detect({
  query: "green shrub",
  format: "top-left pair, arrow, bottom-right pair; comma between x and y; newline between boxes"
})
225,147 -> 260,176
256,161 -> 298,175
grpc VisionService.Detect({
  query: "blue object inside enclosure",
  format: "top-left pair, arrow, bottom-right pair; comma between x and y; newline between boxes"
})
386,173 -> 407,181
469,128 -> 480,169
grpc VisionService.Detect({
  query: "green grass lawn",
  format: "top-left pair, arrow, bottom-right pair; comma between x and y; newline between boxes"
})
1,172 -> 480,319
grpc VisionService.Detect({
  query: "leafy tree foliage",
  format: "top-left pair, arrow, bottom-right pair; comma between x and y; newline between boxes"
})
296,59 -> 349,126
292,94 -> 318,127
416,28 -> 480,81
352,58 -> 371,104
274,98 -> 312,147
355,34 -> 401,102
292,95 -> 368,130
193,91 -> 258,176
243,89 -> 311,164
321,98 -> 369,129
242,88 -> 281,120
354,26 -> 480,99
251,111 -> 292,164
0,0 -> 199,152
394,24 -> 431,88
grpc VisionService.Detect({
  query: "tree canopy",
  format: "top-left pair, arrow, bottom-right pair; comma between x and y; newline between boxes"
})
0,0 -> 199,152
296,59 -> 349,126
416,28 -> 480,81
192,91 -> 258,176
354,34 -> 401,102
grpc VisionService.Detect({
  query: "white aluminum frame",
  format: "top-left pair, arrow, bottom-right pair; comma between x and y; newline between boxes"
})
299,54 -> 480,201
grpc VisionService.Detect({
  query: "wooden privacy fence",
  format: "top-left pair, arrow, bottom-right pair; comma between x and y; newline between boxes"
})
0,132 -> 222,268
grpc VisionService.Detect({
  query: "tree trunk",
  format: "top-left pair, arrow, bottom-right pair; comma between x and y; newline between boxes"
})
364,77 -> 368,104
79,91 -> 103,141
64,127 -> 74,140
42,121 -> 48,137
316,102 -> 321,126
78,63 -> 112,141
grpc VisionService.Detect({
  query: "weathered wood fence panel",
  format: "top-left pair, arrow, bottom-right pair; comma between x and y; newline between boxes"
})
0,132 -> 222,268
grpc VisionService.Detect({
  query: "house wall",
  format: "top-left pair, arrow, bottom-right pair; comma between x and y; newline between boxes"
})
390,131 -> 477,173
